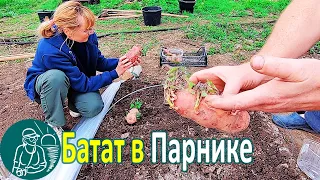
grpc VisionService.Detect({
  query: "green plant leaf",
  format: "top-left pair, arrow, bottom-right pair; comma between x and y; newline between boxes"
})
188,81 -> 195,90
130,99 -> 143,110
201,91 -> 207,97
136,112 -> 141,119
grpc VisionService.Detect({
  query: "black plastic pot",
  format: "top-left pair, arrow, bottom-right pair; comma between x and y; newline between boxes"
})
179,0 -> 196,13
37,10 -> 54,23
142,6 -> 162,26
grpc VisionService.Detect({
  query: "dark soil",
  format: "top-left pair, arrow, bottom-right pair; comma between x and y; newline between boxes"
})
1,30 -> 317,179
77,80 -> 305,180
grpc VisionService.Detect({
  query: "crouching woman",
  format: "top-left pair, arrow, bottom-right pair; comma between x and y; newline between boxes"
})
24,1 -> 138,133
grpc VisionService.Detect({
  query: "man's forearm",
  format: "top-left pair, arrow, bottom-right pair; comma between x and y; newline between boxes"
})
258,0 -> 320,58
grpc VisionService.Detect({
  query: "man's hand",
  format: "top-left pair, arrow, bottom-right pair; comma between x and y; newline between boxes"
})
115,55 -> 133,76
189,62 -> 270,97
203,56 -> 320,112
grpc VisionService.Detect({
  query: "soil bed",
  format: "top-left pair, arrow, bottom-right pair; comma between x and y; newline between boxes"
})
77,80 -> 304,180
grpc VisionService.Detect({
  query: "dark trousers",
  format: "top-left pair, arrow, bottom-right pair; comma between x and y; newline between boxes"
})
35,69 -> 104,127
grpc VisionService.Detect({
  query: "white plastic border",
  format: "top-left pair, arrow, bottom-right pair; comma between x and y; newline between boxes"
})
41,81 -> 122,180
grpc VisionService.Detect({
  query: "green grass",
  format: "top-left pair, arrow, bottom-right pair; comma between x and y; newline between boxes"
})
310,42 -> 320,55
142,39 -> 158,56
0,0 -> 59,18
0,0 -> 290,18
0,0 -> 290,54
185,21 -> 273,53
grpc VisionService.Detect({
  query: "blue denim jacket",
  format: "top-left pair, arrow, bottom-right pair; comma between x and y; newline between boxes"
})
24,32 -> 119,100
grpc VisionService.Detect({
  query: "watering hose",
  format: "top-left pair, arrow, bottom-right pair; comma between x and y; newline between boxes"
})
0,27 -> 183,45
106,84 -> 163,113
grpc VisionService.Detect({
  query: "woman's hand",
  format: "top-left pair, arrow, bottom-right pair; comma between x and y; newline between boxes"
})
202,56 -> 320,112
115,55 -> 133,76
125,45 -> 142,65
134,56 -> 142,66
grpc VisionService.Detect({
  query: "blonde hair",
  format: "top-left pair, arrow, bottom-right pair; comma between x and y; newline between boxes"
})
38,1 -> 95,38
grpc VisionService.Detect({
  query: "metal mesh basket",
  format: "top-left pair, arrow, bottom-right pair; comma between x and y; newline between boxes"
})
160,47 -> 207,67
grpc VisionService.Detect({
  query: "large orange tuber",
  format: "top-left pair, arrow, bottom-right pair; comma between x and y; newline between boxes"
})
126,45 -> 142,63
164,67 -> 250,133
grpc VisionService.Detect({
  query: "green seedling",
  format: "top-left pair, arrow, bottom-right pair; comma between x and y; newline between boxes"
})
126,98 -> 143,123
130,99 -> 143,110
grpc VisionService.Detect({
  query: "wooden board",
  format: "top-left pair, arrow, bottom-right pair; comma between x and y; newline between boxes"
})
0,53 -> 35,62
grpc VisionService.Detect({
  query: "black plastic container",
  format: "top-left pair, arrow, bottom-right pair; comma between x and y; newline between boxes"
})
142,6 -> 162,26
37,10 -> 54,23
179,0 -> 196,13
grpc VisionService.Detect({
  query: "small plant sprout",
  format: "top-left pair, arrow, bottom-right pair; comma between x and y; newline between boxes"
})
130,99 -> 143,110
125,99 -> 143,124
164,67 -> 218,111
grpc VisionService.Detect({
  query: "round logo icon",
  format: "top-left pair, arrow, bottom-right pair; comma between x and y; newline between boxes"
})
0,119 -> 61,179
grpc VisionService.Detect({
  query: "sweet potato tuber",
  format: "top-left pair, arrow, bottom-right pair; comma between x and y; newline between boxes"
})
125,108 -> 140,124
163,48 -> 173,56
174,90 -> 250,133
126,45 -> 142,63
163,48 -> 183,63
164,67 -> 250,133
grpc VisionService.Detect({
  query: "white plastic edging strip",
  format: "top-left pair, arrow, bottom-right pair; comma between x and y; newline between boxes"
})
42,81 -> 122,180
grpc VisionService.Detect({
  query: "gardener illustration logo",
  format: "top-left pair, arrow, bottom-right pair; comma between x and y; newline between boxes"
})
0,119 -> 61,179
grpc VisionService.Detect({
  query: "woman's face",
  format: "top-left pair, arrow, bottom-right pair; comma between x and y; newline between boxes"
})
65,16 -> 94,43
